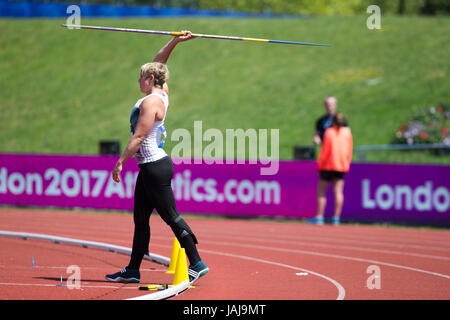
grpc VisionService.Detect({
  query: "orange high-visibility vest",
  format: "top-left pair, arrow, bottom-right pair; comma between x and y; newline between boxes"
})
318,126 -> 353,172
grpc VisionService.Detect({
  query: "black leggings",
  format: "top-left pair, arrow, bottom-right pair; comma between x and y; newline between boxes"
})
128,156 -> 201,270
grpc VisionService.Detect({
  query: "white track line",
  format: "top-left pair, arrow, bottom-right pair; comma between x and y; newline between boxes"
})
4,210 -> 449,245
289,232 -> 450,248
0,264 -> 166,272
247,222 -> 450,245
201,248 -> 346,300
199,234 -> 450,261
199,229 -> 450,252
15,226 -> 450,254
70,232 -> 450,277
295,229 -> 450,246
41,231 -> 450,260
2,232 -> 347,299
7,215 -> 449,250
0,282 -> 138,289
200,240 -> 450,280
150,243 -> 346,300
0,230 -> 189,300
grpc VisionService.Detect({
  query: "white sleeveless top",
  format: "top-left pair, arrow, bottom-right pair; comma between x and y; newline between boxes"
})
129,91 -> 169,164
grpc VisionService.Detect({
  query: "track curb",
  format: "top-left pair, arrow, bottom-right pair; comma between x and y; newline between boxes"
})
0,230 -> 190,300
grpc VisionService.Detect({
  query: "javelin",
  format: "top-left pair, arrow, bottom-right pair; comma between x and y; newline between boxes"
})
60,24 -> 332,47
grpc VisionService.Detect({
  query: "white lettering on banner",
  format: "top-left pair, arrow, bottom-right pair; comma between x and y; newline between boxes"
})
224,179 -> 238,203
124,171 -> 136,198
0,168 -> 6,193
434,188 -> 450,212
44,168 -> 61,196
80,170 -> 90,197
362,179 -> 375,208
0,167 -> 138,199
204,179 -> 217,202
61,169 -> 81,197
362,179 -> 449,213
255,181 -> 280,204
395,185 -> 412,210
91,170 -> 108,197
237,180 -> 254,204
104,176 -> 125,198
171,170 -> 281,205
1,166 -> 280,207
191,178 -> 205,202
377,185 -> 395,210
8,172 -> 26,195
1,169 -> 44,195
26,173 -> 43,195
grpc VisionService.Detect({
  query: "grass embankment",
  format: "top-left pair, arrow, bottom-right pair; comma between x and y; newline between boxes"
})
0,16 -> 449,160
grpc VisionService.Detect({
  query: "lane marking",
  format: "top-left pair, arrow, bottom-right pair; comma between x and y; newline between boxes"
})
151,243 -> 346,300
1,233 -> 348,299
200,240 -> 450,280
0,282 -> 137,289
0,230 -> 188,300
201,248 -> 346,300
3,210 -> 449,246
0,265 -> 166,272
198,229 -> 450,252
5,221 -> 449,253
199,234 -> 450,261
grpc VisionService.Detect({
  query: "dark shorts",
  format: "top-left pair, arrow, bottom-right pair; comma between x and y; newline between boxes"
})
319,170 -> 346,182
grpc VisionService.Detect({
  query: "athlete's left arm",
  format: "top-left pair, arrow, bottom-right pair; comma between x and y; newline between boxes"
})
111,97 -> 161,182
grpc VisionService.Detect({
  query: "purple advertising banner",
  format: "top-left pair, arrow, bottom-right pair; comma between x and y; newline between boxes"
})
339,163 -> 450,225
0,153 -> 449,226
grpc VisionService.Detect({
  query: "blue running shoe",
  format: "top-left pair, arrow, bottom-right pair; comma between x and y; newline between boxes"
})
188,260 -> 209,284
332,217 -> 341,226
307,217 -> 324,225
105,267 -> 140,283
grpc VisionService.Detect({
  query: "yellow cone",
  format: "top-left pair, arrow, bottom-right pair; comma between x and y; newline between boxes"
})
166,237 -> 181,274
172,248 -> 189,285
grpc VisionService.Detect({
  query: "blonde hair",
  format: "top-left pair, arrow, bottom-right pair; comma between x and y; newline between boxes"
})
140,62 -> 169,88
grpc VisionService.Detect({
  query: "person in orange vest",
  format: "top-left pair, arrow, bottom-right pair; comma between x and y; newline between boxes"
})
308,112 -> 353,225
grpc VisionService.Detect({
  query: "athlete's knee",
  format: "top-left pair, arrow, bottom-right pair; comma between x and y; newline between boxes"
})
169,216 -> 198,244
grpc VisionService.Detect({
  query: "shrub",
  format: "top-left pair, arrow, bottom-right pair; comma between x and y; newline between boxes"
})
392,104 -> 450,146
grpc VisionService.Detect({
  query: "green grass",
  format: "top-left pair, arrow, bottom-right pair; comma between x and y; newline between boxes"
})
0,16 -> 449,160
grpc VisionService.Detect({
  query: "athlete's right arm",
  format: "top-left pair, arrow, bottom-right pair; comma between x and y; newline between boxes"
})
153,30 -> 194,64
153,30 -> 194,95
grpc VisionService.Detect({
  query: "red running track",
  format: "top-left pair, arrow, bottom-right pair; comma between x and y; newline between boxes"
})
0,208 -> 449,300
